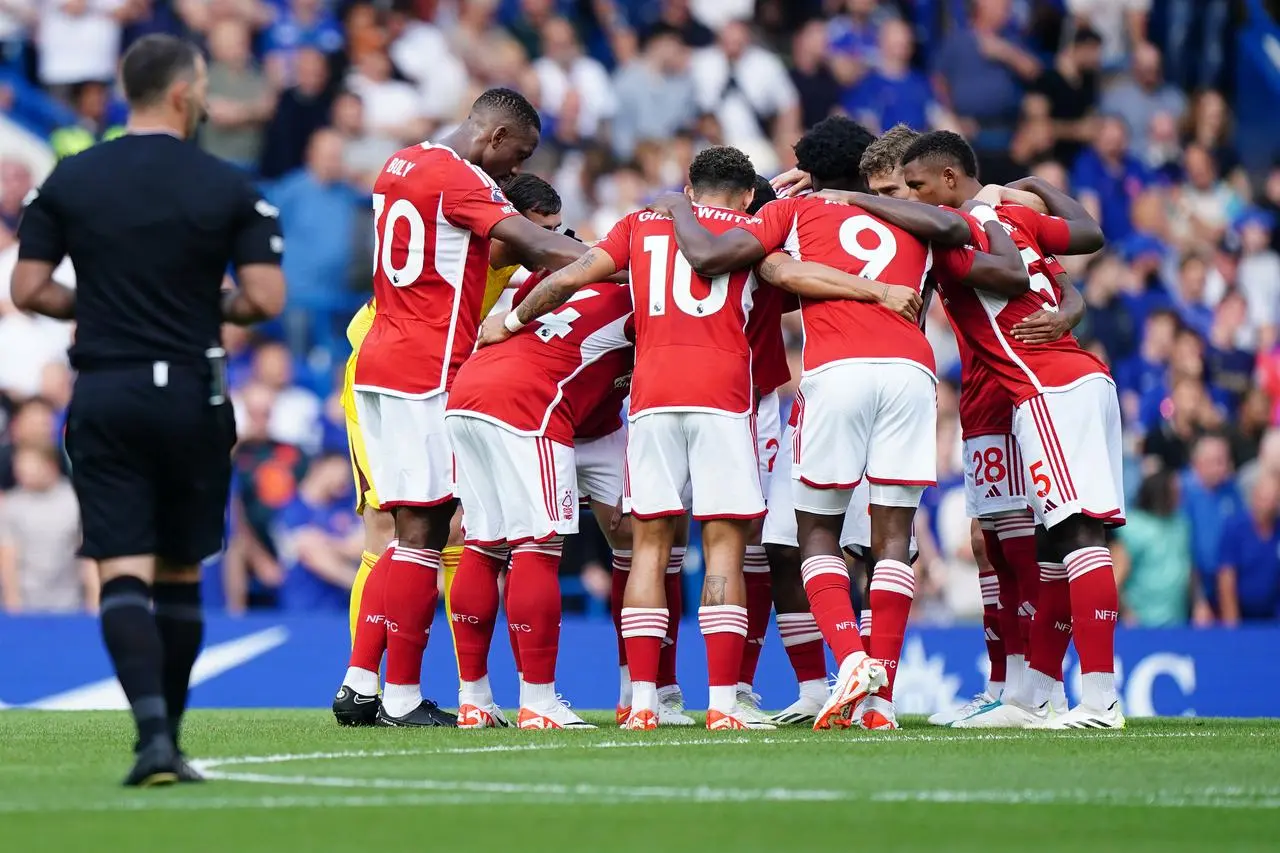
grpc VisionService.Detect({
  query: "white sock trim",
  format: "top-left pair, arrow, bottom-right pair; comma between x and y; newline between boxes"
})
698,604 -> 748,637
801,555 -> 847,584
777,612 -> 822,646
620,607 -> 669,639
870,559 -> 915,599
1064,547 -> 1111,581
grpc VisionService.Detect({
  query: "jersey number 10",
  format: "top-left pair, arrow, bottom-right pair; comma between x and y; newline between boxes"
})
642,235 -> 731,318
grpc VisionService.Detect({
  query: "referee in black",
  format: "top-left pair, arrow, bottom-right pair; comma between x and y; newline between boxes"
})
11,35 -> 285,787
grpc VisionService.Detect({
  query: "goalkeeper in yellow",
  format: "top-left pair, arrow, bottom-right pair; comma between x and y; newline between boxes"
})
334,174 -> 565,726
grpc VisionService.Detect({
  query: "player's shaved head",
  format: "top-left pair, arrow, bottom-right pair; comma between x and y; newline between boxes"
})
747,174 -> 777,215
461,87 -> 543,182
899,130 -> 981,208
900,130 -> 979,179
687,146 -> 757,211
860,124 -> 919,198
792,116 -> 876,192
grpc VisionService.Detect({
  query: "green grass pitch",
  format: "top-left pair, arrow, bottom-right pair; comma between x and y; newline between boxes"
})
2,711 -> 1278,851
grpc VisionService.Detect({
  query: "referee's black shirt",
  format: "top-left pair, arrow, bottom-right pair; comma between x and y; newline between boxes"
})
15,132 -> 283,367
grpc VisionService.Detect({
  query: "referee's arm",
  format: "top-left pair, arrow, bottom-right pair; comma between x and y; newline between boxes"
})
11,173 -> 75,320
221,183 -> 286,325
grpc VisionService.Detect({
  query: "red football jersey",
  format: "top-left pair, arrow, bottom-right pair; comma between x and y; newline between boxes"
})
597,205 -> 759,417
742,196 -> 935,376
746,280 -> 792,397
447,282 -> 634,445
931,203 -> 1107,406
355,143 -> 520,398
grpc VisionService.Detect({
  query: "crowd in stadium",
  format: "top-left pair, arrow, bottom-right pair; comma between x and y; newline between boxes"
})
1,0 -> 1279,630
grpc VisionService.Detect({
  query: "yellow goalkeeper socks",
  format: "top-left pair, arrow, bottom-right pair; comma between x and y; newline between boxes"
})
349,550 -> 379,648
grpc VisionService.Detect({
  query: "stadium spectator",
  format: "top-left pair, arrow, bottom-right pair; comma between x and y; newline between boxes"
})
1205,292 -> 1256,411
1064,0 -> 1149,69
930,0 -> 1041,164
329,90 -> 397,192
1081,252 -> 1138,363
263,0 -> 344,89
1184,88 -> 1237,176
247,341 -> 322,454
345,49 -> 429,146
386,4 -> 468,129
1115,308 -> 1177,425
639,0 -> 714,49
0,159 -> 32,238
1113,468 -> 1192,626
259,46 -> 334,179
36,0 -> 132,92
1071,115 -> 1152,243
842,18 -> 934,136
1216,473 -> 1280,624
1172,253 -> 1212,339
1170,145 -> 1243,256
49,80 -> 124,161
267,128 -> 365,354
1181,433 -> 1243,612
611,24 -> 697,161
202,19 -> 274,172
0,0 -> 32,69
534,16 -> 615,147
1100,41 -> 1186,152
1142,375 -> 1219,471
1236,209 -> 1280,345
690,19 -> 800,173
1036,23 -> 1102,167
274,452 -> 361,612
825,0 -> 900,87
0,444 -> 90,613
787,20 -> 840,132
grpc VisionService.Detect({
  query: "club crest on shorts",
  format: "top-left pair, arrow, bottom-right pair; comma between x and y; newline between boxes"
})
561,488 -> 575,521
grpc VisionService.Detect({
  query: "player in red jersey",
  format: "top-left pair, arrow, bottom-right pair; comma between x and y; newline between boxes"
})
335,88 -> 589,728
899,131 -> 1125,729
481,146 -> 908,730
651,117 -> 1027,730
445,276 -> 634,730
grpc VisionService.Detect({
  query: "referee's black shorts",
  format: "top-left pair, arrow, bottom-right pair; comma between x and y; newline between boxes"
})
66,364 -> 236,565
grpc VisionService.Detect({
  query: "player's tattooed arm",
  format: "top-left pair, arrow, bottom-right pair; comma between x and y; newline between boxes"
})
477,247 -> 618,348
702,576 -> 727,606
1006,176 -> 1105,254
959,203 -> 1029,296
758,253 -> 922,322
10,259 -> 74,320
819,191 -> 970,246
648,192 -> 766,277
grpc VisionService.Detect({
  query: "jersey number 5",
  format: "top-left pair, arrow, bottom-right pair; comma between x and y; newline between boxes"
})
642,235 -> 731,317
372,193 -> 427,288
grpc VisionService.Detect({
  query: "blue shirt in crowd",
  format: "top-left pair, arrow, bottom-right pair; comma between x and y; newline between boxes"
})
842,69 -> 932,133
1216,510 -> 1280,621
931,30 -> 1025,129
1070,150 -> 1153,243
275,493 -> 357,613
263,10 -> 344,56
1181,473 -> 1245,603
267,172 -> 364,309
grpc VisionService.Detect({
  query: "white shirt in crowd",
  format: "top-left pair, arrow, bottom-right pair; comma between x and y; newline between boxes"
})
38,0 -> 125,86
690,44 -> 797,173
0,245 -> 73,398
388,22 -> 468,121
690,0 -> 753,31
1065,0 -> 1151,67
534,54 -> 616,142
347,73 -> 426,139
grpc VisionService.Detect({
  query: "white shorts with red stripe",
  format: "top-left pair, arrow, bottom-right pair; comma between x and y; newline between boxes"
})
963,433 -> 1031,519
354,390 -> 454,508
792,360 -> 937,499
755,391 -> 783,496
576,427 -> 626,508
1012,375 -> 1125,530
761,423 -> 862,550
624,411 -> 765,521
445,414 -> 578,546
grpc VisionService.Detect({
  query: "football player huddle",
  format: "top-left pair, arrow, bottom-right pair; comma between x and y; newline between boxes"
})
332,87 -> 1125,733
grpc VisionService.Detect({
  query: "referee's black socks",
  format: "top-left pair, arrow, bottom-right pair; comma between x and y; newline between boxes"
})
153,581 -> 205,747
99,576 -> 170,747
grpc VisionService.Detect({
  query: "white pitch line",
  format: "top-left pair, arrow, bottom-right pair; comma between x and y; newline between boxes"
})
874,789 -> 1280,810
191,728 -> 1222,773
0,792 -> 501,815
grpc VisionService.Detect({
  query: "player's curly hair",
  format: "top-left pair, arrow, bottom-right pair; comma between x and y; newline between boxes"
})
859,124 -> 920,179
900,130 -> 979,178
687,146 -> 757,194
747,174 -> 776,215
793,116 -> 876,189
473,87 -> 542,133
501,174 -> 561,216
